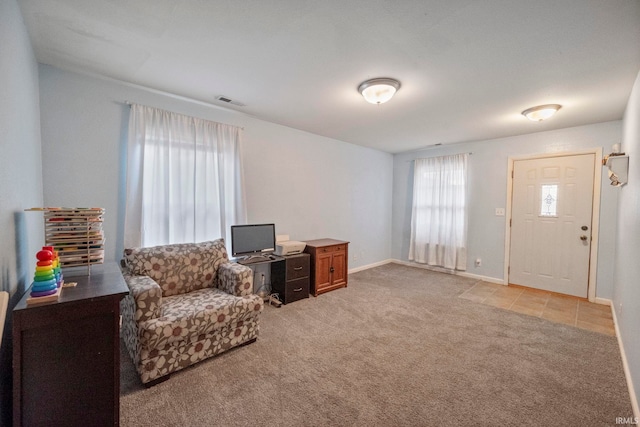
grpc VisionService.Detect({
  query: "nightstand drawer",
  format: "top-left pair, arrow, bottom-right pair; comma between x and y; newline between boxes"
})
319,244 -> 346,254
284,277 -> 309,304
286,254 -> 310,280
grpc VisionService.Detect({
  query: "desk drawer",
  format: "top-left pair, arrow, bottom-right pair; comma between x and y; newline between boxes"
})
284,277 -> 309,304
286,255 -> 309,280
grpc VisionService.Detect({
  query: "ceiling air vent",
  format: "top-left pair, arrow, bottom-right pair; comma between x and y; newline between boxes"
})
215,95 -> 245,107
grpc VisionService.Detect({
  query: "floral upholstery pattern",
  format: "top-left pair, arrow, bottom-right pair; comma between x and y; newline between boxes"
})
139,288 -> 262,348
218,262 -> 254,297
120,239 -> 263,384
137,319 -> 260,384
126,275 -> 162,322
123,240 -> 229,297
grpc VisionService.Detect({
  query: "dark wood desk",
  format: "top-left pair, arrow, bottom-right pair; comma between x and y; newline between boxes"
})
271,254 -> 310,304
13,267 -> 128,427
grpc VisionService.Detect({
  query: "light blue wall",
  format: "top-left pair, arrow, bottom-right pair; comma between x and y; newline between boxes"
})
392,121 -> 621,299
241,117 -> 392,267
38,66 -> 393,269
614,68 -> 640,413
0,0 -> 43,424
0,0 -> 43,298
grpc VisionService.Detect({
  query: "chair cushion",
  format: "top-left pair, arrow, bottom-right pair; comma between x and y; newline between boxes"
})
138,287 -> 263,349
123,239 -> 229,296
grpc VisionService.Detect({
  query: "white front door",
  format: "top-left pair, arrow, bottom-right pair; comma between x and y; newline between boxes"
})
509,154 -> 595,298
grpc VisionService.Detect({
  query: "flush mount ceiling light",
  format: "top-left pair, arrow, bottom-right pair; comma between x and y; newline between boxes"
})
358,78 -> 401,104
521,104 -> 562,121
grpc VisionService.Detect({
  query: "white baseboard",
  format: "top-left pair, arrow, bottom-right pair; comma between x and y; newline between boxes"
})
456,271 -> 504,285
594,297 -> 612,306
348,259 -> 393,274
390,259 -> 505,284
610,302 -> 640,419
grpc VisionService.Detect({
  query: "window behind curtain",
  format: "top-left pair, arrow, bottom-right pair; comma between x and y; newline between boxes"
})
124,104 -> 246,248
408,153 -> 468,270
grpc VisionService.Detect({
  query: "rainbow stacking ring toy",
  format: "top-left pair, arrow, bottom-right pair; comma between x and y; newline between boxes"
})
30,249 -> 58,298
30,288 -> 58,297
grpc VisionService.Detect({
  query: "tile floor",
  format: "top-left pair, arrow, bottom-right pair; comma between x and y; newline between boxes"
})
459,282 -> 616,336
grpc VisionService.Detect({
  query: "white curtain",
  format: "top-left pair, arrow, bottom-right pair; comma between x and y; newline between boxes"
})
409,153 -> 468,270
124,104 -> 247,248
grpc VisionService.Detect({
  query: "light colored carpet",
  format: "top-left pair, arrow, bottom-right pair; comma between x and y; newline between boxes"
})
120,263 -> 633,426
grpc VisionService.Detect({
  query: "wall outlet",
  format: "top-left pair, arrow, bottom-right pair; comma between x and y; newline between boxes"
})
495,208 -> 505,216
475,258 -> 481,267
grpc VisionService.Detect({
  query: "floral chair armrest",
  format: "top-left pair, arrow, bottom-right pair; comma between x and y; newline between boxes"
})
125,275 -> 163,322
218,262 -> 254,297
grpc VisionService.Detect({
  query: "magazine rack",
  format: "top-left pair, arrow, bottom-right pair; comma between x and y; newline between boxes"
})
26,207 -> 105,274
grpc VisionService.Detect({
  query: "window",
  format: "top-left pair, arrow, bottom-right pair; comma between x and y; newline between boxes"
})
408,153 -> 468,270
540,184 -> 558,217
124,104 -> 246,248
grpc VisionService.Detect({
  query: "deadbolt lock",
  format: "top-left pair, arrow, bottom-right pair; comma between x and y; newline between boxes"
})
581,225 -> 589,231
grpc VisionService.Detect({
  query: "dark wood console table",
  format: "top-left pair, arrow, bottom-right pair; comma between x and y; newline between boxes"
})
13,267 -> 128,427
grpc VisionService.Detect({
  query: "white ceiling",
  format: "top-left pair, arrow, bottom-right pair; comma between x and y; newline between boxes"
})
18,0 -> 640,153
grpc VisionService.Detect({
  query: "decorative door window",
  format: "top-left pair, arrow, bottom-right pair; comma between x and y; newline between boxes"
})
540,184 -> 558,217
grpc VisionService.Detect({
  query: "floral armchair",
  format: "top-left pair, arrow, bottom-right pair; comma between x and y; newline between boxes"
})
120,239 -> 263,385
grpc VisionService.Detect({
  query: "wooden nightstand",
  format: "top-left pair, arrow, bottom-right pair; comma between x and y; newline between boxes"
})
304,239 -> 349,296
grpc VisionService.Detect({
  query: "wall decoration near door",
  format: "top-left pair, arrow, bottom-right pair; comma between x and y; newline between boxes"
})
509,154 -> 596,298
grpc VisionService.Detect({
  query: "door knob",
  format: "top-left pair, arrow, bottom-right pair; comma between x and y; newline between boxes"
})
580,235 -> 588,241
330,266 -> 335,273
581,225 -> 589,231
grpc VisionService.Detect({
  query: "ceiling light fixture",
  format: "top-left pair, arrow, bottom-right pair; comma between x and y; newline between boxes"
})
521,104 -> 562,121
358,78 -> 401,104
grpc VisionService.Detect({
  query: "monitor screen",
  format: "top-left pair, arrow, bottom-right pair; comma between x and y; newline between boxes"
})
230,224 -> 276,257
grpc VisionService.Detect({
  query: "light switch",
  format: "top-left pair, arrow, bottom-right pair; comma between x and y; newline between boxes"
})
495,208 -> 505,216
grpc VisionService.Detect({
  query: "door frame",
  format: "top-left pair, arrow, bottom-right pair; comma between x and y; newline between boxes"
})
503,148 -> 603,302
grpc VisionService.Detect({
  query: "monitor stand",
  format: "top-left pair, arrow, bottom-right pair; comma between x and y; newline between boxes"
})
240,254 -> 276,264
